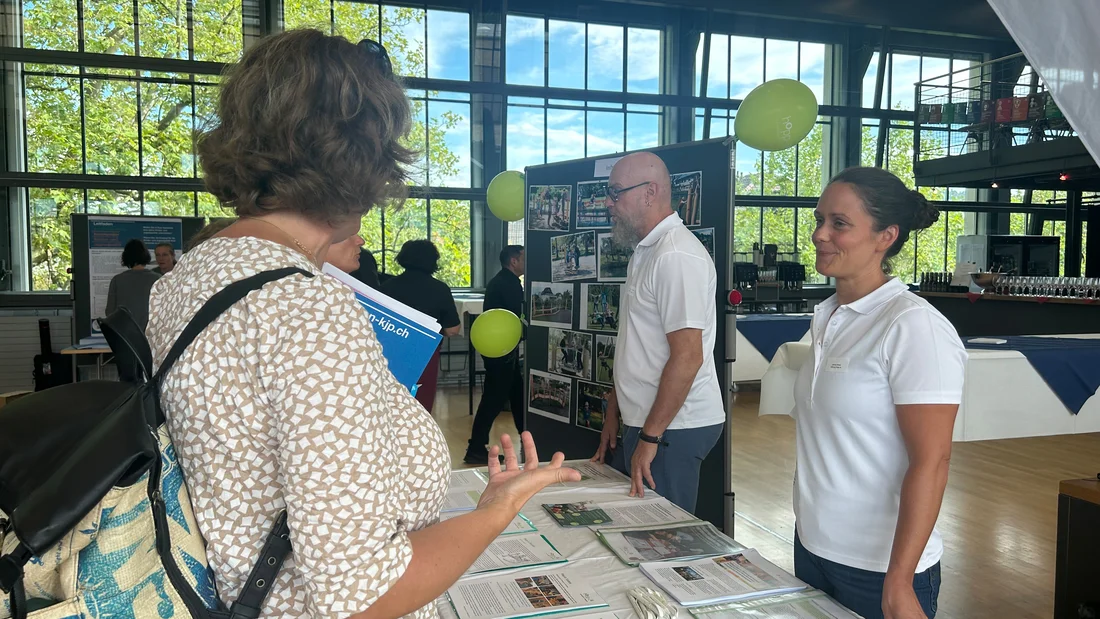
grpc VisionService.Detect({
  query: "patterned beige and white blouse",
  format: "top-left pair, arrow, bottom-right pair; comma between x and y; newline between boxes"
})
147,236 -> 450,618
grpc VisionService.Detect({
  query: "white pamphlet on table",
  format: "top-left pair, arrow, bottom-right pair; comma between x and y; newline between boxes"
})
640,549 -> 806,607
442,510 -> 537,535
560,459 -> 630,484
595,520 -> 744,566
689,589 -> 859,618
465,533 -> 567,576
442,469 -> 488,513
595,498 -> 694,527
448,569 -> 608,619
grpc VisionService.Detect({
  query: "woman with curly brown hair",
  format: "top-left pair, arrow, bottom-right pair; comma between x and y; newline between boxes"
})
146,29 -> 578,619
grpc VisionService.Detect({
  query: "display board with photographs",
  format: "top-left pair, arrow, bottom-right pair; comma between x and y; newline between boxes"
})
528,369 -> 572,423
576,381 -> 612,433
672,171 -> 703,227
692,227 -> 716,260
523,140 -> 732,530
547,328 -> 594,379
576,180 -> 611,228
551,230 -> 597,282
529,281 -> 574,328
580,283 -> 620,332
528,185 -> 572,231
597,233 -> 632,282
595,334 -> 616,385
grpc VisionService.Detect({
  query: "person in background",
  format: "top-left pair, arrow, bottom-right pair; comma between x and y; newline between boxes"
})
381,239 -> 462,413
151,242 -> 177,274
590,152 -> 724,514
106,238 -> 161,382
106,238 -> 161,332
327,233 -> 365,274
791,167 -> 965,619
348,248 -> 381,288
147,29 -> 576,619
465,245 -> 525,465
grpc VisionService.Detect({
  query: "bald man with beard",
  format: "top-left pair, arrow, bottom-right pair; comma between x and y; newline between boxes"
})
589,152 -> 724,514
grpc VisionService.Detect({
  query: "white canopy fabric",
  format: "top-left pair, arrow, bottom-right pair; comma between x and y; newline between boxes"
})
986,0 -> 1100,167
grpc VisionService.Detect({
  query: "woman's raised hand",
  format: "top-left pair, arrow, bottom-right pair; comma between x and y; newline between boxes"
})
476,432 -> 581,513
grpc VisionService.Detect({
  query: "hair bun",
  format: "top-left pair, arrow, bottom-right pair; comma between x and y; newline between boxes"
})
910,190 -> 940,230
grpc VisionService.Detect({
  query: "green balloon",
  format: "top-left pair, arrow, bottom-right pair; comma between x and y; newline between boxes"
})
486,170 -> 526,222
734,79 -> 819,152
470,309 -> 523,358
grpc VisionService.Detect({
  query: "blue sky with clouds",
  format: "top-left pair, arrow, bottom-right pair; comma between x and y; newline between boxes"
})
413,10 -> 949,190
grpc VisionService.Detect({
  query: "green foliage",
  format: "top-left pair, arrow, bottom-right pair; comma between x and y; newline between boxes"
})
22,0 -> 471,290
745,123 -> 827,283
286,0 -> 471,286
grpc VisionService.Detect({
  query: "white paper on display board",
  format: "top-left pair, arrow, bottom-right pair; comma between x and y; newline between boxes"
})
87,216 -> 184,334
593,156 -> 624,178
986,0 -> 1100,168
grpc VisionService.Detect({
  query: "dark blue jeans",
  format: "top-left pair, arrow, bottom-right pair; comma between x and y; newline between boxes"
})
794,534 -> 940,619
620,423 -> 723,514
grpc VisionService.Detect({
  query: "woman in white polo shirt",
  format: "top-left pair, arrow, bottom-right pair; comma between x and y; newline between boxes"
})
794,166 -> 966,619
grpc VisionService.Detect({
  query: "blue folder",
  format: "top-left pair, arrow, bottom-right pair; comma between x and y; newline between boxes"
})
323,264 -> 443,393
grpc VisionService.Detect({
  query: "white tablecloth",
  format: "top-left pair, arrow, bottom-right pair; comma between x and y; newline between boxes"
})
437,460 -> 821,619
455,295 -> 484,336
759,336 -> 1100,441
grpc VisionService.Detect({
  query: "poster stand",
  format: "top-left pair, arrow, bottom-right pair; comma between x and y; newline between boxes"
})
71,213 -> 206,345
522,138 -> 738,534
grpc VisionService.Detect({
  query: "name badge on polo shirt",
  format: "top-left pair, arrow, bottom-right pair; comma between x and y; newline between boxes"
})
823,357 -> 849,372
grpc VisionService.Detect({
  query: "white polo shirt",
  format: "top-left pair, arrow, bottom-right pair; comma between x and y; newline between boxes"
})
793,277 -> 967,573
615,213 -> 725,430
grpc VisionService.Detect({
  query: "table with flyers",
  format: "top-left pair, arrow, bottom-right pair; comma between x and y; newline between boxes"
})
434,460 -> 858,619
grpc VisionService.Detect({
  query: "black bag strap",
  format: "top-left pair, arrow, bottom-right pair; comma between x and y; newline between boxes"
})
0,543 -> 32,619
154,267 -> 312,384
99,307 -> 155,382
225,511 -> 292,619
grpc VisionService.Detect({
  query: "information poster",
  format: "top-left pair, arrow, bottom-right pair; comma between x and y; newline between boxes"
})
87,216 -> 184,335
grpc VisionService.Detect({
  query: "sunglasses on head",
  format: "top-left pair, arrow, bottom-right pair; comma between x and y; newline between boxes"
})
358,38 -> 394,77
607,181 -> 650,202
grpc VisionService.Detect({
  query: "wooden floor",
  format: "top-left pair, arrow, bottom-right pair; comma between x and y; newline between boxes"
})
434,386 -> 1100,619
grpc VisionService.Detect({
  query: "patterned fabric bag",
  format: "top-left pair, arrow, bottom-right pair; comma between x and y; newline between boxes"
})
0,268 -> 308,619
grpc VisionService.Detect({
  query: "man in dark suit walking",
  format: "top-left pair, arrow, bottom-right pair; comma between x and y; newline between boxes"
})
465,245 -> 526,464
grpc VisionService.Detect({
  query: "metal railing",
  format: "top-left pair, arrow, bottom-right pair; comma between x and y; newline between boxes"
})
914,53 -> 1076,165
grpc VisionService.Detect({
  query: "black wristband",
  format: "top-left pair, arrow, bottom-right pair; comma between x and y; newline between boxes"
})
639,431 -> 662,444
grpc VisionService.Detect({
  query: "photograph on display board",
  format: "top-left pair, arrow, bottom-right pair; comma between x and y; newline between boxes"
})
691,227 -> 716,261
551,230 -> 597,282
529,281 -> 574,328
528,185 -> 572,231
671,171 -> 703,227
581,283 -> 620,333
597,233 -> 633,282
528,369 -> 572,423
576,180 -> 611,228
576,381 -> 613,433
595,334 -> 616,385
548,328 -> 594,380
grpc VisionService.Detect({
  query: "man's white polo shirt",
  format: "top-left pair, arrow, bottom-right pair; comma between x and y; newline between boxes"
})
615,213 -> 724,430
793,277 -> 967,573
